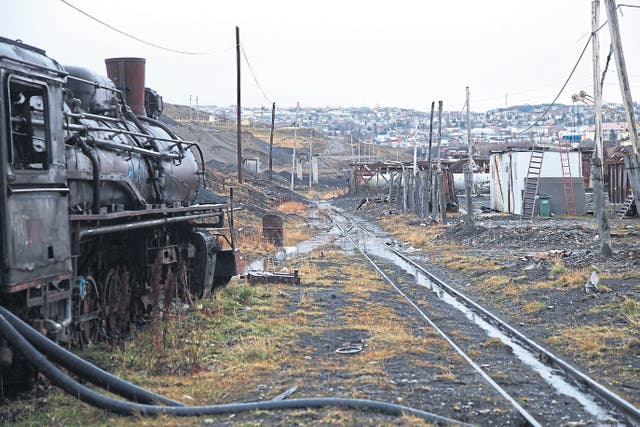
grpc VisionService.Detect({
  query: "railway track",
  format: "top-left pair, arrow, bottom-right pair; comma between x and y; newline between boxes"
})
321,201 -> 640,426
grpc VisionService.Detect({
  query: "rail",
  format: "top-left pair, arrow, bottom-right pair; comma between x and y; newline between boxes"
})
328,206 -> 640,426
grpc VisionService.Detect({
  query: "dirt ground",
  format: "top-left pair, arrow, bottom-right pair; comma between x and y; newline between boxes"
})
348,192 -> 640,411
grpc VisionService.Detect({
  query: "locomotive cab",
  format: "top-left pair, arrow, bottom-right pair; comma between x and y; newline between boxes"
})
0,38 -> 73,340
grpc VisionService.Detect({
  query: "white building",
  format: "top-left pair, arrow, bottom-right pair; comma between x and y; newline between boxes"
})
490,149 -> 585,215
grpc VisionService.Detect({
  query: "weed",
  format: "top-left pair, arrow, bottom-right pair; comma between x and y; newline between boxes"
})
276,200 -> 307,214
549,263 -> 570,278
481,337 -> 505,349
546,325 -> 636,363
434,365 -> 456,381
620,297 -> 640,327
522,301 -> 547,314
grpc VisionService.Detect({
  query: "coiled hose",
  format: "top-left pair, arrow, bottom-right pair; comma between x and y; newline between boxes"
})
0,311 -> 470,425
0,306 -> 181,406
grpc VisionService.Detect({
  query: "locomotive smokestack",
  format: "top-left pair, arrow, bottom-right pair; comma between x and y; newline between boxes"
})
105,57 -> 147,116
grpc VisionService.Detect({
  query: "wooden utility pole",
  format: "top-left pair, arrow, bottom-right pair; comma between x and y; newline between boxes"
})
465,87 -> 475,220
268,102 -> 275,181
435,100 -> 445,223
290,102 -> 299,191
350,134 -> 355,164
464,163 -> 475,226
592,0 -> 612,256
466,86 -> 474,167
436,100 -> 444,165
236,26 -> 243,184
412,118 -> 419,176
604,0 -> 640,214
426,102 -> 435,216
308,128 -> 313,187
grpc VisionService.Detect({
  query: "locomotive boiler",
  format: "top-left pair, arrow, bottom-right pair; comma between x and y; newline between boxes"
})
0,36 -> 237,374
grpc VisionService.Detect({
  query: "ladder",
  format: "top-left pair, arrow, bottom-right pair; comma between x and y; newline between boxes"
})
522,146 -> 545,219
558,138 -> 577,215
617,193 -> 635,219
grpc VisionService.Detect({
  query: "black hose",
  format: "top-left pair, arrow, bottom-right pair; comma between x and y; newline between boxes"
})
77,137 -> 101,214
0,311 -> 469,425
0,307 -> 182,407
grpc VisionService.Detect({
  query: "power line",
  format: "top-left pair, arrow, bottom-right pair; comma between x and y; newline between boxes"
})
240,44 -> 273,104
59,0 -> 235,55
517,34 -> 593,135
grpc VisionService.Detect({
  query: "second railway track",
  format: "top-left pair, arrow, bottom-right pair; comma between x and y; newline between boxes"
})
320,201 -> 639,426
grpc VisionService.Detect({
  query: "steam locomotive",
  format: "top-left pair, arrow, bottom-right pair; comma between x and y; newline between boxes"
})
0,36 -> 237,367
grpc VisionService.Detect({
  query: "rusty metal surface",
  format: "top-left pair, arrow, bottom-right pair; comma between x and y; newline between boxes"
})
607,158 -> 630,204
105,57 -> 146,116
70,203 -> 227,222
247,269 -> 300,286
262,214 -> 284,245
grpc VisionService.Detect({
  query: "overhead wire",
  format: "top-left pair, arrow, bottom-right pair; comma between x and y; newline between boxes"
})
240,44 -> 273,104
516,34 -> 593,135
58,0 -> 235,55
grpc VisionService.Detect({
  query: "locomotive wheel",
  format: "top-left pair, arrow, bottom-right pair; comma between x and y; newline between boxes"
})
101,267 -> 132,340
79,278 -> 100,345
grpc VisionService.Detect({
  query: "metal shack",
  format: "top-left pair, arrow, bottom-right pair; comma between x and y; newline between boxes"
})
490,148 -> 586,215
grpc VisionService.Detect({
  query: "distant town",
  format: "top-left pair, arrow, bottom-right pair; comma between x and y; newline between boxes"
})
190,100 -> 640,157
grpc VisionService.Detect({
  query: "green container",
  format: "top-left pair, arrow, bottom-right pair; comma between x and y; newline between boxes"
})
538,195 -> 551,217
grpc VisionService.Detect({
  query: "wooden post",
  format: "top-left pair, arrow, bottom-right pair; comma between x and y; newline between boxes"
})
592,158 -> 613,256
350,134 -> 355,164
592,0 -> 604,162
592,0 -> 612,256
436,100 -> 444,166
426,101 -> 435,216
236,26 -> 243,184
464,163 -> 474,227
438,169 -> 447,224
268,102 -> 275,181
604,0 -> 640,214
308,128 -> 313,187
402,168 -> 407,213
466,87 -> 474,167
388,167 -> 393,209
290,102 -> 299,191
412,118 -> 419,176
431,170 -> 438,221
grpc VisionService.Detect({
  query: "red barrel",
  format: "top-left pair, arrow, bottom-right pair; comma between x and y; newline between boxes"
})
262,214 -> 284,246
105,57 -> 147,116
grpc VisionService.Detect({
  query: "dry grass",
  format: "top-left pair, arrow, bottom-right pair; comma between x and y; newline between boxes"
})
276,200 -> 307,214
546,325 -> 636,362
235,227 -> 277,256
380,217 -> 446,249
434,365 -> 457,382
250,128 -> 319,149
302,187 -> 350,200
522,301 -> 547,314
551,267 -> 591,288
620,296 -> 640,327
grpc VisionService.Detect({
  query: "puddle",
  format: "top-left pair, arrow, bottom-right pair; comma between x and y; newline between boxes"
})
243,207 -> 339,274
327,205 -> 616,423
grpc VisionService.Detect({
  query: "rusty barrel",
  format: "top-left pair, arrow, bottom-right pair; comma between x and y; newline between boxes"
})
262,214 -> 284,246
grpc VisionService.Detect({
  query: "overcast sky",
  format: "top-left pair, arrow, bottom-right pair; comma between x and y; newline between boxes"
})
4,0 -> 640,112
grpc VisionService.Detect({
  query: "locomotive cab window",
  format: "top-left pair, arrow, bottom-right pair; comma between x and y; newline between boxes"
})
7,78 -> 49,170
